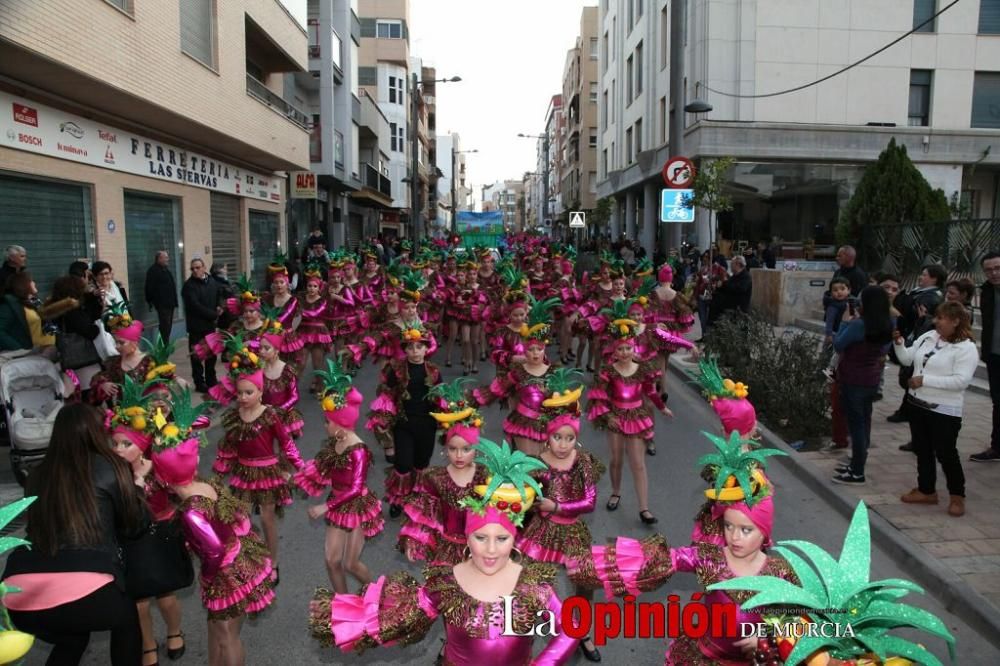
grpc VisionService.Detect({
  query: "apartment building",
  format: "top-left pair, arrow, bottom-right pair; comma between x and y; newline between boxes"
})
0,0 -> 310,331
527,94 -> 564,232
437,132 -> 473,229
483,180 -> 524,231
599,0 -> 1000,253
414,62 -> 442,237
358,0 -> 411,238
560,6 -> 601,239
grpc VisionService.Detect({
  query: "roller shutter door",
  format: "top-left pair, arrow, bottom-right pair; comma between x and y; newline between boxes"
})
0,174 -> 93,296
248,210 -> 279,287
124,193 -> 180,325
347,213 -> 364,251
210,193 -> 241,274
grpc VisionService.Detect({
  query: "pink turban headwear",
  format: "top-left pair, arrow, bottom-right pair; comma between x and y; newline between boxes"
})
446,423 -> 481,446
711,494 -> 774,547
464,505 -> 517,537
712,398 -> 757,437
113,321 -> 145,343
325,387 -> 363,429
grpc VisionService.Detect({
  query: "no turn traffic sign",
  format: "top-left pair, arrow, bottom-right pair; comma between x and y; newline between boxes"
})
662,156 -> 695,188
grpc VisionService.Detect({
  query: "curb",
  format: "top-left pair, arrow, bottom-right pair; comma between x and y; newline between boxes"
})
667,356 -> 1000,651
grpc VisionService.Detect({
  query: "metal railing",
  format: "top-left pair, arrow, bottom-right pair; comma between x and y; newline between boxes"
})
246,74 -> 311,130
364,163 -> 391,197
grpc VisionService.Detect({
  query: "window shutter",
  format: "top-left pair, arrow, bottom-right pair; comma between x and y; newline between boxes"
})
210,193 -> 242,277
980,0 -> 1000,33
123,193 -> 180,325
180,0 -> 214,67
358,67 -> 378,86
972,73 -> 1000,129
359,18 -> 376,38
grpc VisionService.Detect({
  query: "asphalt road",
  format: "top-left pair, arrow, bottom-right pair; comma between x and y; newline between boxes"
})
21,360 -> 1000,665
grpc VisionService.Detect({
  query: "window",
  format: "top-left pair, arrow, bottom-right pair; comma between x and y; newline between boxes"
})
376,20 -> 402,39
980,0 -> 1000,33
626,55 -> 634,104
913,0 -> 936,32
388,75 -> 404,105
105,0 -> 132,13
602,149 -> 608,177
390,122 -> 398,152
589,171 -> 598,193
603,32 -> 609,71
908,70 -> 932,126
636,0 -> 643,18
589,128 -> 598,147
334,130 -> 344,166
389,75 -> 397,103
635,41 -> 644,96
180,0 -> 216,68
972,72 -> 1000,128
611,141 -> 615,168
611,79 -> 616,122
660,7 -> 668,69
625,127 -> 633,164
659,96 -> 667,143
590,37 -> 598,59
590,82 -> 598,103
628,0 -> 634,31
635,119 -> 642,153
602,90 -> 608,129
682,0 -> 689,46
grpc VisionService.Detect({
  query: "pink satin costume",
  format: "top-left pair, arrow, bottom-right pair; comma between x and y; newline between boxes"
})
473,364 -> 553,444
397,465 -> 488,565
295,441 -> 384,538
586,362 -> 666,440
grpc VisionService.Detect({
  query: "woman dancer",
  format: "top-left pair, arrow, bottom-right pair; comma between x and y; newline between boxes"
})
487,273 -> 530,379
296,265 -> 334,390
397,378 -> 488,565
353,271 -> 433,364
366,322 -> 443,515
324,262 -> 358,357
567,432 -> 796,666
149,388 -> 275,666
194,276 -> 267,363
517,368 -> 604,662
90,301 -> 154,404
309,438 -> 579,665
586,314 -> 672,524
573,256 -> 620,373
649,263 -> 696,400
295,359 -> 382,593
473,296 -> 561,458
212,334 -> 303,583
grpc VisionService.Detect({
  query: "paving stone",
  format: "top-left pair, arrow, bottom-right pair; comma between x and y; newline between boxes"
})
923,541 -> 982,558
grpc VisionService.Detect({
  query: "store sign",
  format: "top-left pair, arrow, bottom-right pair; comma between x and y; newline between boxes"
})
0,91 -> 283,204
290,171 -> 317,199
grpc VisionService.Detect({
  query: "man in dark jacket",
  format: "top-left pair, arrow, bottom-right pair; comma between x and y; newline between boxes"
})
144,251 -> 177,342
834,245 -> 867,296
971,251 -> 1000,462
181,258 -> 222,392
708,255 -> 753,325
0,245 -> 27,294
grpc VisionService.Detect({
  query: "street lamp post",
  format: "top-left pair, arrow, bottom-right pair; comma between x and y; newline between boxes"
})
450,147 -> 478,231
410,74 -> 461,242
517,132 -> 549,234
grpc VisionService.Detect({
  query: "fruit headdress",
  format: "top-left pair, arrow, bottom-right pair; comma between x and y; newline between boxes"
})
709,502 -> 956,666
697,430 -> 787,505
106,375 -> 154,445
232,273 -> 260,310
539,367 -> 585,435
519,294 -> 561,344
258,304 -> 286,342
223,332 -> 265,387
696,357 -> 756,437
314,357 -> 362,427
601,298 -> 641,341
631,277 -> 657,311
633,257 -> 654,277
103,299 -> 144,341
399,271 -> 427,303
500,265 -> 530,305
0,497 -> 38,663
149,386 -> 213,486
304,259 -> 326,285
267,252 -> 289,281
460,438 -> 547,529
429,378 -> 482,445
385,258 -> 409,289
399,320 -> 433,346
142,333 -> 177,387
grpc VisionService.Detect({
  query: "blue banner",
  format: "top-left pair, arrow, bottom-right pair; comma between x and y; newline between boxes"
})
456,210 -> 504,233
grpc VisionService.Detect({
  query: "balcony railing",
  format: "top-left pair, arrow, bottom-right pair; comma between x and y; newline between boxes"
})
364,163 -> 391,197
246,74 -> 311,130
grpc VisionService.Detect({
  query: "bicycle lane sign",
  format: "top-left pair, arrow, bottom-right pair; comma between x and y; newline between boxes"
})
660,188 -> 694,223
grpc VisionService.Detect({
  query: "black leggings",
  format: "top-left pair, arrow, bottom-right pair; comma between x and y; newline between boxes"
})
392,415 -> 438,476
909,403 -> 965,497
9,580 -> 141,666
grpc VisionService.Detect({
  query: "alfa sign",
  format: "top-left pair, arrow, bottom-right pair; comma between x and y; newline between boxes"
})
291,171 -> 318,199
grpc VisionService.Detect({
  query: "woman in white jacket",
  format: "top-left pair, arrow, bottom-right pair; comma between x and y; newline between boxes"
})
893,301 -> 979,517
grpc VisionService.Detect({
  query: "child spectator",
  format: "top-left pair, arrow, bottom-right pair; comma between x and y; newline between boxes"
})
823,277 -> 852,379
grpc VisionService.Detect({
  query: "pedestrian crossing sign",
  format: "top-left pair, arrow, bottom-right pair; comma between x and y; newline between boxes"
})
569,211 -> 586,228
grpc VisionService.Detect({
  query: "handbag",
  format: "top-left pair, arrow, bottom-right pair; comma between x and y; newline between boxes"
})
92,319 -> 119,361
123,519 -> 194,599
56,326 -> 101,370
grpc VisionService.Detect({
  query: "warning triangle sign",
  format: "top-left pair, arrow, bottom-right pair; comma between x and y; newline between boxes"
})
569,211 -> 585,228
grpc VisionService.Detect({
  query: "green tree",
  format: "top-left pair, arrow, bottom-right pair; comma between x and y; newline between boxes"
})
689,156 -> 736,245
836,138 -> 950,244
591,196 -> 613,235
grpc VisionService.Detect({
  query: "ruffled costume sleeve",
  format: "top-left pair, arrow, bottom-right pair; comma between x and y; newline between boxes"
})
194,330 -> 225,360
585,369 -> 611,423
328,446 -> 370,510
473,367 -> 517,406
365,363 -> 399,448
309,572 -> 439,653
397,470 -> 442,562
294,446 -> 330,497
641,363 -> 666,411
271,412 -> 303,469
277,366 -> 300,411
567,534 -> 676,598
180,506 -> 231,580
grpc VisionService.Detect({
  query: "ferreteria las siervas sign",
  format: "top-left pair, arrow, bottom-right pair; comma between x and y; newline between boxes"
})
0,90 -> 282,204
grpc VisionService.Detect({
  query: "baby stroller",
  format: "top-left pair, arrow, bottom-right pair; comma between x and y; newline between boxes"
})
0,351 -> 67,487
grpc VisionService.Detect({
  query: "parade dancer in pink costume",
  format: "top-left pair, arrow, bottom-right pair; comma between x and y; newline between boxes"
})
297,265 -> 333,391
487,272 -> 530,380
90,301 -> 154,405
324,259 -> 358,357
212,340 -> 303,585
309,438 -> 580,665
516,369 -> 604,662
263,258 -> 305,366
295,359 -> 383,594
649,263 -> 696,399
586,315 -> 672,525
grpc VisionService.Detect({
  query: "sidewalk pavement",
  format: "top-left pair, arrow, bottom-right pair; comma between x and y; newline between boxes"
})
670,341 -> 1000,642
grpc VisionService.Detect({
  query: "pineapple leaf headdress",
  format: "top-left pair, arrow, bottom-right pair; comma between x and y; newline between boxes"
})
152,386 -> 213,448
708,502 -> 956,666
259,304 -> 285,337
0,496 -> 38,619
400,271 -> 428,302
696,430 -> 787,504
428,378 -> 481,430
500,265 -> 529,291
696,357 -> 749,401
541,367 -> 585,408
634,257 -> 654,276
400,320 -> 432,345
267,252 -> 288,275
459,438 -> 547,526
233,273 -> 259,306
110,375 -> 153,431
314,357 -> 354,411
222,332 -> 263,379
304,260 -> 325,281
519,295 -> 561,341
598,250 -> 617,266
385,258 -> 409,287
102,299 -> 134,332
141,334 -> 177,384
601,298 -> 641,339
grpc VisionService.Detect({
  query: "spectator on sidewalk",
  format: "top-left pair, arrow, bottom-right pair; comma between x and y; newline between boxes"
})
144,251 -> 177,342
945,278 -> 976,325
831,285 -> 893,485
833,245 -> 868,296
91,261 -> 130,315
759,240 -> 776,269
895,301 -> 978,517
1,244 -> 27,293
0,271 -> 50,353
209,263 -> 237,330
823,277 -> 852,379
971,251 -> 1000,463
181,258 -> 222,393
708,255 -> 752,326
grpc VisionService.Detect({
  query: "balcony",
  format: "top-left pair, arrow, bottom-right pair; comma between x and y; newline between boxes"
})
358,90 -> 387,140
351,162 -> 393,208
246,74 -> 311,130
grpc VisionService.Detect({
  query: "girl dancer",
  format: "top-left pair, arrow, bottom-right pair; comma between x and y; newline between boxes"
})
296,264 -> 333,390
487,271 -> 530,379
517,368 -> 604,663
194,276 -> 266,363
366,322 -> 443,515
397,378 -> 488,565
473,296 -> 561,458
357,246 -> 384,299
149,387 -> 275,666
573,256 -> 620,373
353,272 -> 433,364
309,438 -> 579,665
324,260 -> 358,357
445,260 -> 488,374
649,263 -> 696,400
90,301 -> 154,404
295,359 -> 382,594
586,314 -> 672,524
567,433 -> 796,665
263,260 -> 305,366
212,334 -> 303,583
